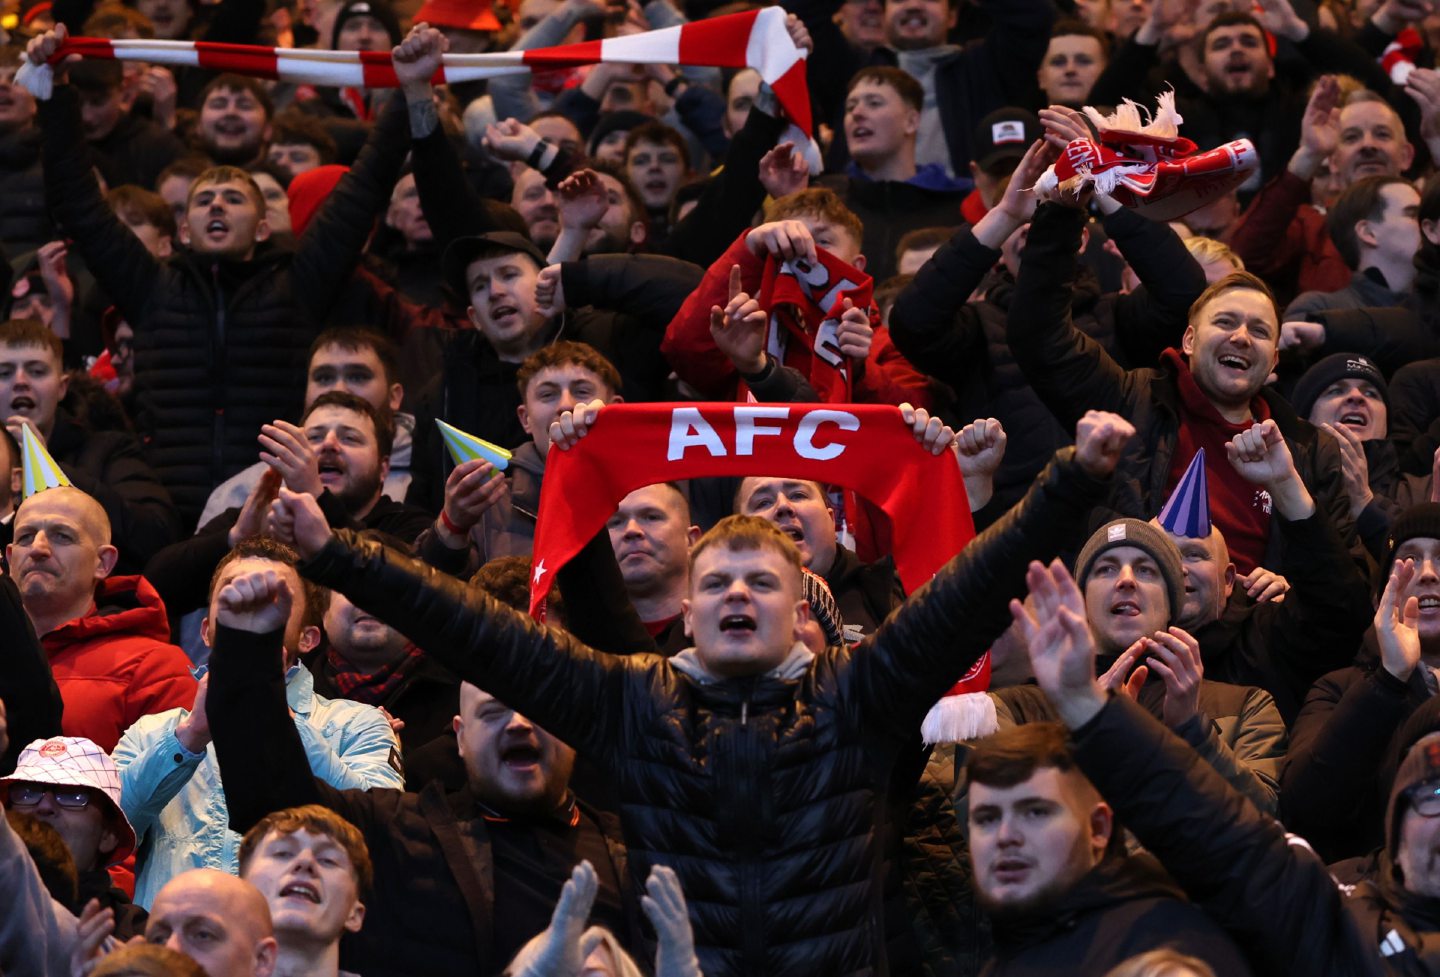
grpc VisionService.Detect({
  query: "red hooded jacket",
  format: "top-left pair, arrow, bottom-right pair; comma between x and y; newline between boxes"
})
42,576 -> 197,753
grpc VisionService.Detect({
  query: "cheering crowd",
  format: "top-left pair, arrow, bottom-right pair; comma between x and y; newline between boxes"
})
6,0 -> 1440,973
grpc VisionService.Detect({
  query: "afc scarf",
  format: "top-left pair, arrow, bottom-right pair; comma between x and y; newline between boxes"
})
529,402 -> 995,739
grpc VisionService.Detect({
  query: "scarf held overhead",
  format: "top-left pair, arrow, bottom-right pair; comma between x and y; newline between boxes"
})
17,7 -> 811,133
758,248 -> 874,404
529,403 -> 972,615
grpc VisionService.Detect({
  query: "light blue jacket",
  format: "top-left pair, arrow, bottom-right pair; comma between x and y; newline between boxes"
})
113,664 -> 403,909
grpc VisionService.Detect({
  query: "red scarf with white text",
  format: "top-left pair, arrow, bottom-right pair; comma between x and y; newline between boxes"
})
528,403 -> 989,707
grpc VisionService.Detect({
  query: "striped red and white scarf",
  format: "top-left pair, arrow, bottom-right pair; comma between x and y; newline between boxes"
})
17,7 -> 811,133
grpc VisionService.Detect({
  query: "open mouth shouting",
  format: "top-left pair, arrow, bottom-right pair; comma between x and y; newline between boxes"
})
719,613 -> 758,635
9,395 -> 36,416
317,456 -> 346,486
500,742 -> 542,772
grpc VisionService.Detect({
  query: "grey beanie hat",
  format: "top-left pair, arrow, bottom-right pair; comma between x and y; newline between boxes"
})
1074,518 -> 1186,620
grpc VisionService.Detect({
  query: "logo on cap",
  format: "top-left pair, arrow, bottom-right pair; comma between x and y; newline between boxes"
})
1107,524 -> 1127,542
39,740 -> 68,758
992,121 -> 1026,145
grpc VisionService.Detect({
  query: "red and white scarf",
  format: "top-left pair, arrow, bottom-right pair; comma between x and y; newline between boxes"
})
18,7 -> 812,133
758,249 -> 873,404
528,403 -> 996,740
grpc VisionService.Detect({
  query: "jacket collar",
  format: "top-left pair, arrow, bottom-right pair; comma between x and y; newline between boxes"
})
285,662 -> 318,716
670,641 -> 813,686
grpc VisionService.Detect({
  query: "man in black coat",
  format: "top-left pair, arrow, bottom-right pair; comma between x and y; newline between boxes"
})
28,25 -> 413,526
966,723 -> 1255,976
144,392 -> 433,628
1015,554 -> 1440,976
247,405 -> 1126,977
1283,503 -> 1440,862
205,570 -> 630,977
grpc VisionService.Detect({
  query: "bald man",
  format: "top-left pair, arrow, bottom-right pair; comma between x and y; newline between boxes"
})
6,486 -> 195,751
146,869 -> 279,977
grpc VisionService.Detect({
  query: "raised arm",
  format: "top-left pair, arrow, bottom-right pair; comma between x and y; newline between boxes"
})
1015,560 -> 1359,976
274,489 -> 656,762
1007,202 -> 1136,429
289,83 -> 412,320
30,29 -> 161,324
846,412 -> 1130,738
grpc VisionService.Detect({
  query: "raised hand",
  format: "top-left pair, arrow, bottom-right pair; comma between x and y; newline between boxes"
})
535,265 -> 566,318
259,420 -> 323,497
1405,68 -> 1440,154
758,141 -> 809,199
955,417 -> 1007,479
69,898 -> 114,977
745,220 -> 818,265
174,674 -> 211,753
643,865 -> 702,977
1225,420 -> 1310,518
1238,565 -> 1290,602
514,861 -> 598,977
1074,410 -> 1136,478
1279,320 -> 1325,351
548,400 -> 608,452
1099,640 -> 1149,701
709,264 -> 768,374
137,65 -> 178,129
556,168 -> 609,231
228,468 -> 282,547
1376,558 -> 1422,681
1253,0 -> 1310,42
267,486 -> 334,559
484,118 -> 546,164
1375,0 -> 1434,34
985,139 -> 1057,233
898,403 -> 957,456
35,240 -> 74,317
1011,559 -> 1106,728
440,459 -> 509,538
1038,104 -> 1091,154
1141,627 -> 1204,728
1290,75 -> 1340,180
392,23 -> 448,96
1320,421 -> 1374,518
23,22 -> 69,70
784,12 -> 813,52
215,566 -> 293,635
835,298 -> 872,362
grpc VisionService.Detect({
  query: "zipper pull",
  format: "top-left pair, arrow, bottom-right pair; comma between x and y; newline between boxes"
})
740,699 -> 749,727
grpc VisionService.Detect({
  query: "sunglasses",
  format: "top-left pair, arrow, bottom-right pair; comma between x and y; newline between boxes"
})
8,784 -> 94,810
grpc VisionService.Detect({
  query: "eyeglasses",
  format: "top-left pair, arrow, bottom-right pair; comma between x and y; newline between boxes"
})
7,784 -> 94,810
1409,780 -> 1440,819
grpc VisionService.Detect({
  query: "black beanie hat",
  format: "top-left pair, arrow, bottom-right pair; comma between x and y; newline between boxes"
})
1291,352 -> 1388,421
332,0 -> 403,49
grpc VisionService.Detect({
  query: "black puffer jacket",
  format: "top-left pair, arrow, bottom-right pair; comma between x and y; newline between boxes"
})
299,447 -> 1109,977
39,87 -> 409,523
0,127 -> 52,255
